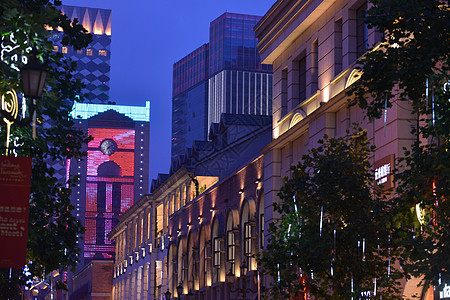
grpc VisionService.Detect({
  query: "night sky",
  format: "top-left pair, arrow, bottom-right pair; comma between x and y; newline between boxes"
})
61,0 -> 275,184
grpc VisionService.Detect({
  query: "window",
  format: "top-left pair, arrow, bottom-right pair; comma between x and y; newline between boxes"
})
298,53 -> 307,103
311,39 -> 319,93
147,211 -> 151,241
281,68 -> 288,116
86,49 -> 93,56
99,50 -> 107,56
244,222 -> 252,257
77,49 -> 83,55
356,2 -> 368,57
213,237 -> 221,269
140,218 -> 144,245
260,214 -> 265,249
62,47 -> 68,54
334,18 -> 343,76
227,230 -> 235,265
134,220 -> 138,249
53,46 -> 58,52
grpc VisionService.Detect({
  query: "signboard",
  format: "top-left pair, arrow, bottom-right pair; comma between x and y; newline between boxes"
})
374,154 -> 395,190
0,156 -> 32,268
440,283 -> 450,299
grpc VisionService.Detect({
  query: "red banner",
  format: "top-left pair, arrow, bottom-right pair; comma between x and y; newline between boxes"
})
0,156 -> 32,268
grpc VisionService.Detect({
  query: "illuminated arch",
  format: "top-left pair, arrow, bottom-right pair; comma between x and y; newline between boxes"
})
289,109 -> 307,129
345,68 -> 363,89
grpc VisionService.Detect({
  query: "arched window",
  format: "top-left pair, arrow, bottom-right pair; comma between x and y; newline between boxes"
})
259,194 -> 265,250
181,185 -> 187,207
131,270 -> 136,300
199,226 -> 210,288
140,216 -> 144,246
176,189 -> 181,211
187,233 -> 198,292
177,239 -> 185,295
212,218 -> 222,283
241,200 -> 256,273
170,194 -> 175,215
142,263 -> 149,300
168,245 -> 175,297
147,210 -> 151,241
134,218 -> 138,249
136,266 -> 143,300
226,213 -> 236,276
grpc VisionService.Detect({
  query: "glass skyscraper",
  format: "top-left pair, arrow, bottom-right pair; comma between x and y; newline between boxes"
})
171,13 -> 273,160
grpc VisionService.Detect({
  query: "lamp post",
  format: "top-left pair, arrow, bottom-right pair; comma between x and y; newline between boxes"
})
164,289 -> 171,300
1,49 -> 47,155
20,49 -> 47,140
226,263 -> 257,300
176,284 -> 183,299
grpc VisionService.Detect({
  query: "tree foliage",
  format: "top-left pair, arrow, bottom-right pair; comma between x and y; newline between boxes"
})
0,0 -> 92,296
259,129 -> 402,299
349,0 -> 449,287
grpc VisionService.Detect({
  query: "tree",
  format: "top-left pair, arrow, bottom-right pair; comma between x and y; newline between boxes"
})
349,0 -> 449,288
0,0 -> 92,297
259,128 -> 402,299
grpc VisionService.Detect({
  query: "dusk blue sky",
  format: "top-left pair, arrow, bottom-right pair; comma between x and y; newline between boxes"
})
62,0 -> 276,185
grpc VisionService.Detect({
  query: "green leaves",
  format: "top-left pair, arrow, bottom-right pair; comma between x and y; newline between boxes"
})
0,0 -> 92,296
348,0 -> 450,290
260,127 -> 402,299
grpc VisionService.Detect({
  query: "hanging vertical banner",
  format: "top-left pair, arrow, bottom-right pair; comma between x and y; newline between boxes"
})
0,156 -> 32,268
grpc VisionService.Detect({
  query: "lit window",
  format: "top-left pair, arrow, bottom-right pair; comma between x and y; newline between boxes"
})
213,237 -> 221,269
244,222 -> 252,257
99,50 -> 107,56
86,49 -> 93,56
62,47 -> 68,54
227,230 -> 235,266
53,46 -> 58,52
77,50 -> 83,55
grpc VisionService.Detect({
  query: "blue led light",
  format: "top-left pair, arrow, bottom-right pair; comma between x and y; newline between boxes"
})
71,101 -> 150,122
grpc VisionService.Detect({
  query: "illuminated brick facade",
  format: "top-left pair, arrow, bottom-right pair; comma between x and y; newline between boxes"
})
69,102 -> 150,270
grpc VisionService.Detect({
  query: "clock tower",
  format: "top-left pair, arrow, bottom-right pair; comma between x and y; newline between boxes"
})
69,102 -> 150,268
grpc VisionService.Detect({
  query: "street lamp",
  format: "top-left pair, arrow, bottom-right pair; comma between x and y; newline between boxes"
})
226,263 -> 257,300
176,284 -> 183,299
20,49 -> 47,99
20,49 -> 47,140
1,49 -> 47,154
164,289 -> 171,300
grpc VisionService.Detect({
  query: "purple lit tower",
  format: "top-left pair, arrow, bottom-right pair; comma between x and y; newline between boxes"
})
171,13 -> 273,160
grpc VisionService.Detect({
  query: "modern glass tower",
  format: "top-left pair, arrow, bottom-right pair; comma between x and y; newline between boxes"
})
171,13 -> 273,160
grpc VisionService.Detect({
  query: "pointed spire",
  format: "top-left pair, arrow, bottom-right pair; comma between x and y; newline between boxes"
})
105,12 -> 112,36
82,8 -> 91,33
93,10 -> 104,35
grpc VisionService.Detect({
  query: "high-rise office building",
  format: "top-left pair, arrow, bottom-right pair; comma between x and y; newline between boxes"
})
69,102 -> 150,267
52,5 -> 112,103
171,13 -> 273,160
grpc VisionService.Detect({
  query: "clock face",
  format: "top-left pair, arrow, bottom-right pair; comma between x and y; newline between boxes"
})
100,139 -> 117,156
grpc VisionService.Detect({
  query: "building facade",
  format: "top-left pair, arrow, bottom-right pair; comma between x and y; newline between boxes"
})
69,102 -> 150,270
110,114 -> 271,300
54,5 -> 112,104
255,0 -> 431,298
171,13 -> 273,160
